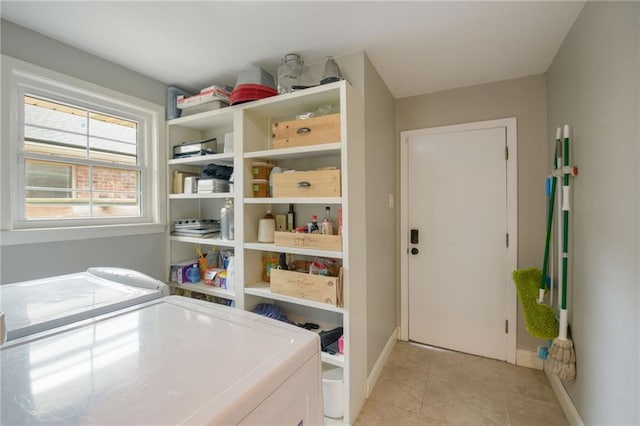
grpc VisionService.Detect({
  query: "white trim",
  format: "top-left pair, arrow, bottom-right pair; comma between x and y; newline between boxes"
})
515,349 -> 543,370
366,327 -> 398,397
0,223 -> 166,246
545,365 -> 585,426
399,118 -> 518,364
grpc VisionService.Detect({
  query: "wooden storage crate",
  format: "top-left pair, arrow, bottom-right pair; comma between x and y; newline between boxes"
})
272,113 -> 341,149
274,231 -> 342,252
270,268 -> 343,307
272,169 -> 341,198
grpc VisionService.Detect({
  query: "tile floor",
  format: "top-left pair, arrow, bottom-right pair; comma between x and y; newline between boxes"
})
353,341 -> 569,426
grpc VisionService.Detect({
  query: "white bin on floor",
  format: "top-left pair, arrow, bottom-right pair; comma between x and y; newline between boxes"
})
322,364 -> 344,418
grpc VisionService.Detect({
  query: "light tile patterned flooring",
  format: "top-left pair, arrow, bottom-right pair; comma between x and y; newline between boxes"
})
354,341 -> 569,426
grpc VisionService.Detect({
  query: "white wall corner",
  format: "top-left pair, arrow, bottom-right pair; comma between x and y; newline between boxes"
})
366,327 -> 398,397
544,364 -> 585,426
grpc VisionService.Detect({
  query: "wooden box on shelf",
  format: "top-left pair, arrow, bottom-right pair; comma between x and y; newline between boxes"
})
270,268 -> 343,307
271,113 -> 340,149
273,231 -> 342,252
272,169 -> 341,198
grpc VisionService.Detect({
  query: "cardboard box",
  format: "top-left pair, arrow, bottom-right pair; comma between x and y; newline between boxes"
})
270,269 -> 342,306
272,113 -> 340,149
274,231 -> 342,251
170,259 -> 199,284
272,169 -> 341,198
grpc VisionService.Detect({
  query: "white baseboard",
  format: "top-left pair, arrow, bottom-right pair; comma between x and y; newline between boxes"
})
545,364 -> 585,426
366,327 -> 398,397
516,349 -> 543,370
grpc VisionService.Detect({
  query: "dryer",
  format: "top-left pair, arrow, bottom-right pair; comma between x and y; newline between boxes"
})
0,267 -> 169,342
1,296 -> 323,425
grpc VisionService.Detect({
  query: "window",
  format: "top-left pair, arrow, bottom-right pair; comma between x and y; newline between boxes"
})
23,95 -> 142,220
1,56 -> 165,243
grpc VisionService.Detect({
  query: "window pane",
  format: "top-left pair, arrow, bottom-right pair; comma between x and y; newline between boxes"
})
24,97 -> 87,134
92,193 -> 141,218
24,95 -> 139,166
25,127 -> 88,159
25,160 -> 72,198
92,167 -> 141,218
88,137 -> 137,164
89,113 -> 136,142
24,161 -> 141,220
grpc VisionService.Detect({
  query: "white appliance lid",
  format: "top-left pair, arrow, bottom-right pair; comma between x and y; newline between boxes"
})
1,296 -> 320,425
0,268 -> 168,341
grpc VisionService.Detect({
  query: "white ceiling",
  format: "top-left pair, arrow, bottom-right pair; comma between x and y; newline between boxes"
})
0,1 -> 584,99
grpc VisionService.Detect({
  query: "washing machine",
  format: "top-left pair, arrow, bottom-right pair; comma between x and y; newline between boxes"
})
0,267 -> 169,342
1,295 -> 323,425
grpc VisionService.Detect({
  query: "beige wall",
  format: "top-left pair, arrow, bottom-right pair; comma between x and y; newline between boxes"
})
364,54 -> 397,373
546,2 -> 639,424
396,75 -> 548,351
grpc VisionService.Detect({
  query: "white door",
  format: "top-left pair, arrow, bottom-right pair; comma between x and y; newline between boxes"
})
402,120 -> 517,361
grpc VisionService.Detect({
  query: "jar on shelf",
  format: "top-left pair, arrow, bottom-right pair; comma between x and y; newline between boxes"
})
277,53 -> 312,94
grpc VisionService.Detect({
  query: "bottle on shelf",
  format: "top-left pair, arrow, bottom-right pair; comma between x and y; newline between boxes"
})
308,215 -> 320,234
322,206 -> 334,235
287,204 -> 295,232
221,198 -> 234,240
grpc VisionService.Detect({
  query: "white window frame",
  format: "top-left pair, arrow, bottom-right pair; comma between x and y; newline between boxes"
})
1,56 -> 166,245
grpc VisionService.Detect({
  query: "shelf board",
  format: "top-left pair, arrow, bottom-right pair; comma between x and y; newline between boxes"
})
170,235 -> 236,247
169,282 -> 236,300
167,106 -> 236,129
243,197 -> 341,205
169,152 -> 234,166
322,352 -> 345,367
243,242 -> 343,259
244,284 -> 345,314
244,143 -> 341,160
243,82 -> 342,119
169,192 -> 234,200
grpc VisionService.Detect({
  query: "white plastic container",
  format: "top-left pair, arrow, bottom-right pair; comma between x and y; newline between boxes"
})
322,364 -> 345,418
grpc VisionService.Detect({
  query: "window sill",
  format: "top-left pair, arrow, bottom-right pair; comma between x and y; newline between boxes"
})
0,223 -> 167,246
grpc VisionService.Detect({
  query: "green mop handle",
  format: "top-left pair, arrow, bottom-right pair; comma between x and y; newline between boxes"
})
540,128 -> 562,300
561,125 -> 571,312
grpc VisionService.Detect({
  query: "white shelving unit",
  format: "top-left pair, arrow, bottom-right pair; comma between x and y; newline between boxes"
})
166,81 -> 365,424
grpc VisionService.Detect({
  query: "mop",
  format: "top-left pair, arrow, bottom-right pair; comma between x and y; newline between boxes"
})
511,129 -> 562,341
547,124 -> 577,380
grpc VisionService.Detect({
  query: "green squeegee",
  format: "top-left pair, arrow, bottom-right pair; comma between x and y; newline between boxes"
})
512,268 -> 559,340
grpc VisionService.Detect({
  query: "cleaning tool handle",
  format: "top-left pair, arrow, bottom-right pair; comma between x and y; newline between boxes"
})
541,176 -> 557,290
561,124 -> 571,311
559,308 -> 568,341
538,288 -> 545,304
562,186 -> 571,211
555,127 -> 562,169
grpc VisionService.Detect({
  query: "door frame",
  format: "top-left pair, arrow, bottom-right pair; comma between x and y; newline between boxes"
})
399,118 -> 518,364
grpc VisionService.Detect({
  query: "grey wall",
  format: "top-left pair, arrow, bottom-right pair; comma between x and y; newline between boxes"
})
364,54 -> 397,374
396,75 -> 549,352
1,20 -> 168,282
1,234 -> 167,284
545,2 -> 639,424
0,19 -> 167,105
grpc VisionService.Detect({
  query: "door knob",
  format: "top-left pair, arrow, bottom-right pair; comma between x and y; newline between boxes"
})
411,248 -> 419,255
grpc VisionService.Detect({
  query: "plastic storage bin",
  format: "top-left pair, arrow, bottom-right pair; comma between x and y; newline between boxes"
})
252,179 -> 269,197
322,365 -> 345,418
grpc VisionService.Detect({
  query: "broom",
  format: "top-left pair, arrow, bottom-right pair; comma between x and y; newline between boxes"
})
547,125 -> 576,380
538,129 -> 560,304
